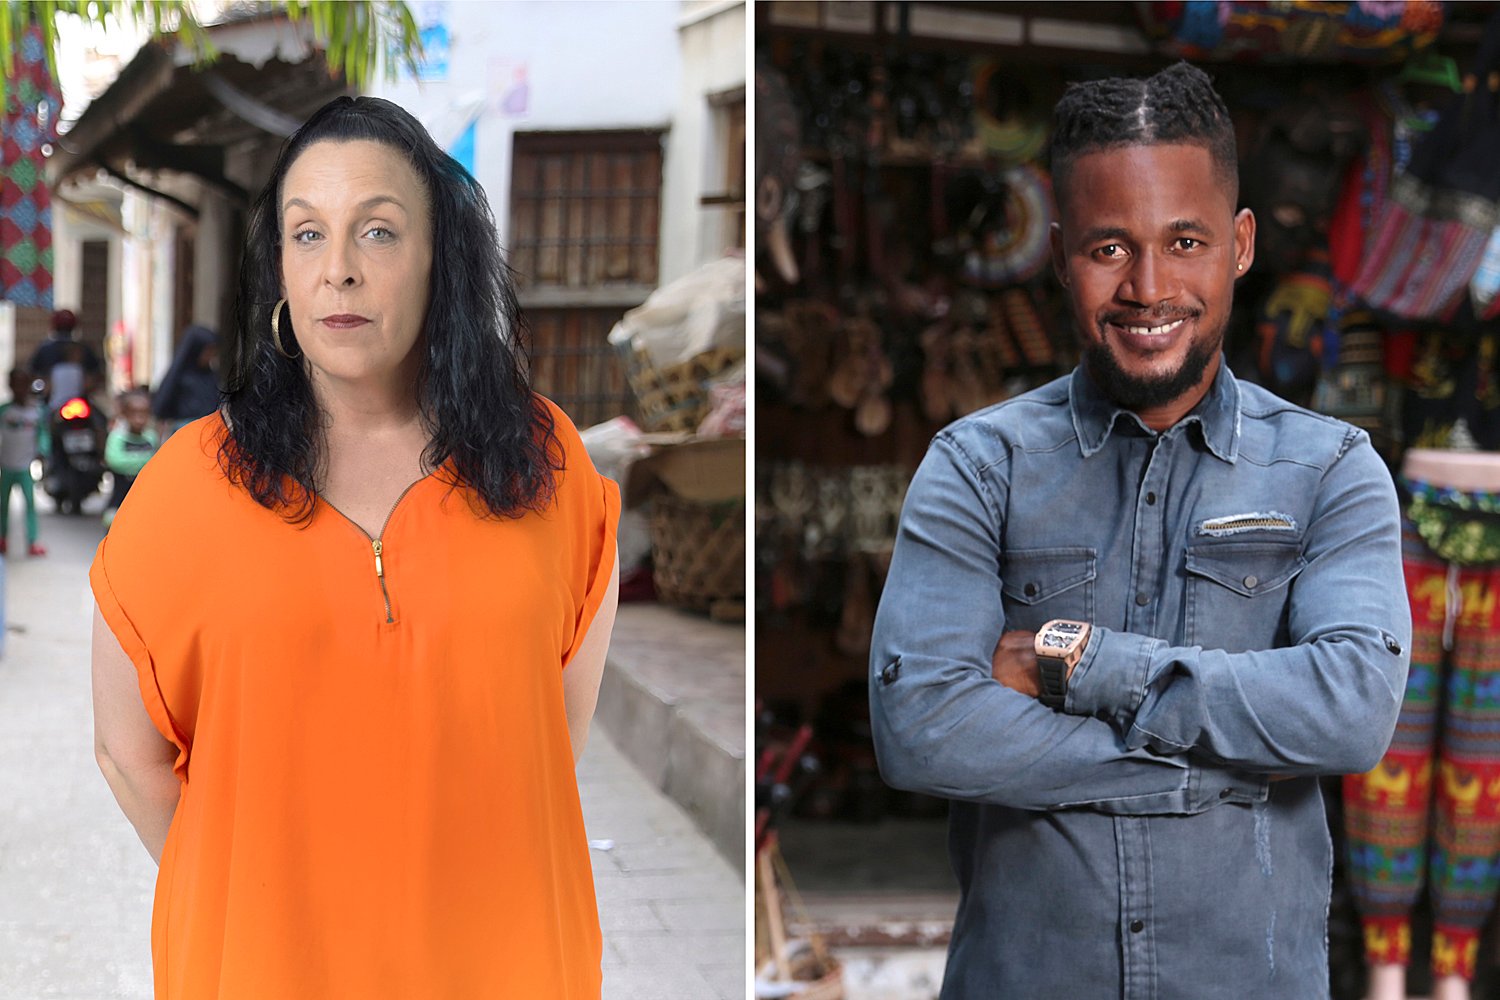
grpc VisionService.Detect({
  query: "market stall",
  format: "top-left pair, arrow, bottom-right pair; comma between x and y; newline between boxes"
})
753,3 -> 1500,997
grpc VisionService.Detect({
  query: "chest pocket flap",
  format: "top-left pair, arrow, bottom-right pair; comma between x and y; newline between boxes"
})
1185,539 -> 1306,597
1001,547 -> 1097,605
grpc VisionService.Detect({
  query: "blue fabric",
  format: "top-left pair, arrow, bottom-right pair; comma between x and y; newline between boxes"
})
870,362 -> 1411,999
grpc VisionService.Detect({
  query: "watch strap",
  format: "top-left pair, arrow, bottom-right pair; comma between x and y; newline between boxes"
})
1038,654 -> 1069,709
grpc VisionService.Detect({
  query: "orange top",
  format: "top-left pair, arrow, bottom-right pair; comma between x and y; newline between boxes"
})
90,401 -> 619,999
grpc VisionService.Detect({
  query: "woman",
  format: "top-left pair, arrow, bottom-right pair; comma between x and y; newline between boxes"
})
89,96 -> 620,998
150,323 -> 220,439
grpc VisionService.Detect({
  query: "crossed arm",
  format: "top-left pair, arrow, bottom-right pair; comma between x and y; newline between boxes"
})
869,435 -> 1410,814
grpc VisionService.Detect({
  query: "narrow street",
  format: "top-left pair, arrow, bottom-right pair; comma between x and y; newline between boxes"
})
0,497 -> 743,999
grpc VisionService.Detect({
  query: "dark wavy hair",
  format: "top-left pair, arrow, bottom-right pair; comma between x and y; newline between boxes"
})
1049,62 -> 1239,212
220,95 -> 560,522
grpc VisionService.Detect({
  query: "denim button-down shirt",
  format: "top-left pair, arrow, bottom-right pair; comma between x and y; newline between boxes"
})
870,364 -> 1410,1000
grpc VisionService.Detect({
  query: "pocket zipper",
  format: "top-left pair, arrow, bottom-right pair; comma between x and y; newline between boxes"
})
1199,513 -> 1296,535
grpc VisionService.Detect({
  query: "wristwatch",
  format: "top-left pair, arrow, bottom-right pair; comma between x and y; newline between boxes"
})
1035,619 -> 1092,709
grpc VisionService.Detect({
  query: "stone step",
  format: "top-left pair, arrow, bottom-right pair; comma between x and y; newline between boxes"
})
594,602 -> 745,876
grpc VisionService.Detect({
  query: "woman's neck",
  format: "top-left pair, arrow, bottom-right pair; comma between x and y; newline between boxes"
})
309,363 -> 425,439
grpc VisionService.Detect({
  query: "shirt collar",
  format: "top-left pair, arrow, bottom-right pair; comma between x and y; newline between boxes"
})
1068,358 -> 1240,463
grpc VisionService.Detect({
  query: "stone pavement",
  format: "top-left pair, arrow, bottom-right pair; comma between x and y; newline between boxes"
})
596,602 -> 745,874
582,723 -> 744,1000
0,499 -> 744,999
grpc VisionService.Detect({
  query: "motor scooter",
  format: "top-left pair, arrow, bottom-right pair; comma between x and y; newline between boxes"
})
43,395 -> 106,514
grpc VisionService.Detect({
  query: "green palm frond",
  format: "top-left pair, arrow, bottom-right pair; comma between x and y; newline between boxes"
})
1,1 -> 423,113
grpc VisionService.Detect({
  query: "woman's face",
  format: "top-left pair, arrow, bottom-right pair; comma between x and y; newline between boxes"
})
278,139 -> 433,393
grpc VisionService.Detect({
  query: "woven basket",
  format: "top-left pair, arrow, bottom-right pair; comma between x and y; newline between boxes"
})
649,494 -> 745,612
622,344 -> 745,433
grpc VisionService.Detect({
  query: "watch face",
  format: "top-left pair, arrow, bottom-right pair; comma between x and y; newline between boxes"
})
1040,632 -> 1074,651
1051,622 -> 1084,636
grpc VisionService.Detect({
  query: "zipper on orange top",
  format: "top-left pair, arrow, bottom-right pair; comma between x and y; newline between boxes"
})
325,478 -> 424,624
371,538 -> 391,622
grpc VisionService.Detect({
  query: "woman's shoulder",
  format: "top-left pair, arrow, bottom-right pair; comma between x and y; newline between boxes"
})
115,413 -> 236,517
98,414 -> 236,590
148,412 -> 228,478
535,394 -> 582,443
527,394 -> 618,525
533,394 -> 594,483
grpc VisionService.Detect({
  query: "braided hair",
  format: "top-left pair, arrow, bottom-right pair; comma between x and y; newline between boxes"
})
1048,62 -> 1238,211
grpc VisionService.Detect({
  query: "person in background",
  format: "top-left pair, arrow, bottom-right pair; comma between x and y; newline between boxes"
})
151,325 -> 220,439
47,342 -> 88,411
103,389 -> 158,529
29,309 -> 102,411
0,368 -> 48,556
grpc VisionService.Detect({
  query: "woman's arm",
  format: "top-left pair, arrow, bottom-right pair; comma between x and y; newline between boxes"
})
561,555 -> 620,764
91,604 -> 180,863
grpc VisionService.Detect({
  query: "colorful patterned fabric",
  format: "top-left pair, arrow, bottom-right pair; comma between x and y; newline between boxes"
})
1398,331 -> 1500,452
1344,520 -> 1500,982
1142,1 -> 1444,64
1349,172 -> 1494,323
1255,253 -> 1333,399
0,25 -> 59,309
1405,477 -> 1500,566
1328,92 -> 1394,324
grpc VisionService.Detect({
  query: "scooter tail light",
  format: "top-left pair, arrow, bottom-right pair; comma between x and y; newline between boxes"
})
59,398 -> 91,421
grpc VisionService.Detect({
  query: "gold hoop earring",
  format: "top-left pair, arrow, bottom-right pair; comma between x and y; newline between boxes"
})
270,298 -> 300,359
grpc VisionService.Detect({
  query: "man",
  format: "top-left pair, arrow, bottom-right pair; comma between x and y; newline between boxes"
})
28,309 -> 102,411
870,63 -> 1409,999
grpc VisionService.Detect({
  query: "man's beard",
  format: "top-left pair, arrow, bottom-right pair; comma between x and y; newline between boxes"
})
1083,320 -> 1222,411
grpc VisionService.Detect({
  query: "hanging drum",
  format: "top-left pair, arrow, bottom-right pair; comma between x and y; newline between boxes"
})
970,60 -> 1048,164
961,163 -> 1053,287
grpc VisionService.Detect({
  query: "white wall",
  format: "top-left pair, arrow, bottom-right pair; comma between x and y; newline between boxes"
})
191,193 -> 229,333
660,1 -> 745,283
49,209 -> 82,314
365,0 -> 681,246
118,189 -> 180,391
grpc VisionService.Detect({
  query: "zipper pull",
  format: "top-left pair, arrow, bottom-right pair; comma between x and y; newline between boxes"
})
373,538 -> 384,578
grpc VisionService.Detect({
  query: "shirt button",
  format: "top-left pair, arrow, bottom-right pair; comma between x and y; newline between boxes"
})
1219,788 -> 1232,799
1130,920 -> 1145,933
1024,583 -> 1038,597
1384,633 -> 1403,655
1243,575 -> 1258,590
1135,592 -> 1150,606
1145,492 -> 1157,505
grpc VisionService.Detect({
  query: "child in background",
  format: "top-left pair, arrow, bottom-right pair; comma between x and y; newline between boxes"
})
103,388 -> 158,529
0,368 -> 47,556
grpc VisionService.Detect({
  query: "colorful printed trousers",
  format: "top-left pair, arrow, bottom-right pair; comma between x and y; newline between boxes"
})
1344,521 -> 1500,981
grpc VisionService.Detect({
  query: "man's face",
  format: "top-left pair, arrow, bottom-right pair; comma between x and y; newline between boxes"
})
1050,143 -> 1254,416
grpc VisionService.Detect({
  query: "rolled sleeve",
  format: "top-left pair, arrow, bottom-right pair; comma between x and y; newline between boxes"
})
90,526 -> 190,779
1064,626 -> 1159,723
541,398 -> 622,671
